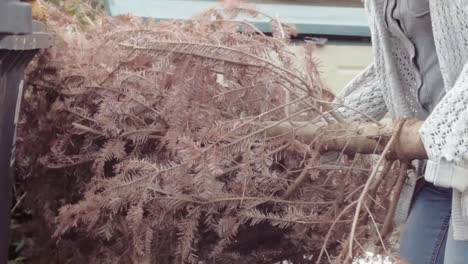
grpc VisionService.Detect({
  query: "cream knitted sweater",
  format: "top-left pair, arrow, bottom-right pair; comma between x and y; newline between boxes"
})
336,0 -> 468,240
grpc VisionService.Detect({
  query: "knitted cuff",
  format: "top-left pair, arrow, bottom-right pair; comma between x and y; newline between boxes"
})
424,159 -> 468,193
462,190 -> 468,222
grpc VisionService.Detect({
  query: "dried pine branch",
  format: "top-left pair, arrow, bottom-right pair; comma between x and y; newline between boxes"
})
14,2 -> 416,263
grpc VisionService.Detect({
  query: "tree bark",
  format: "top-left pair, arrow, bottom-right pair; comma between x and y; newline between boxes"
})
264,120 -> 427,161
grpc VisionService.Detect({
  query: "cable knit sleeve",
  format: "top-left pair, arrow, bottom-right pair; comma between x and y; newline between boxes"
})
319,64 -> 387,164
420,62 -> 468,193
334,63 -> 388,122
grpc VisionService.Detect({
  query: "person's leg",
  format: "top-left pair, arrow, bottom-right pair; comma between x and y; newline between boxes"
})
399,183 -> 451,264
443,223 -> 468,264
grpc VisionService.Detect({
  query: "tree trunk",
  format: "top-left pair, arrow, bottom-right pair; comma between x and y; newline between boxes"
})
264,120 -> 427,160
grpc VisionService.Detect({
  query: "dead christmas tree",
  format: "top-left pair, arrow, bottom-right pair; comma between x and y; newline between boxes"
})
16,2 -> 422,264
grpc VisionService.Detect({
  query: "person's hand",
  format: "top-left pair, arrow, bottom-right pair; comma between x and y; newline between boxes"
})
384,119 -> 427,161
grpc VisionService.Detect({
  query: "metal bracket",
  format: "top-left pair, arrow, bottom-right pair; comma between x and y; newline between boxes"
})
0,21 -> 53,50
0,0 -> 33,34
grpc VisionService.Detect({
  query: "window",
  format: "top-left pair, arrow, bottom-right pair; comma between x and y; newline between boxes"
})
236,0 -> 364,7
105,0 -> 369,37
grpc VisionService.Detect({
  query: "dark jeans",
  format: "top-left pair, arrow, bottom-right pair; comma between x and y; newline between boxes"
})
399,183 -> 468,263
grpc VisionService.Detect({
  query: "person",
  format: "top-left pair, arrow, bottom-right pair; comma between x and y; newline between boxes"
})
334,0 -> 468,263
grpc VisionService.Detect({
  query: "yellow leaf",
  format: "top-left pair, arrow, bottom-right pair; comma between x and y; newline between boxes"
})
30,0 -> 48,22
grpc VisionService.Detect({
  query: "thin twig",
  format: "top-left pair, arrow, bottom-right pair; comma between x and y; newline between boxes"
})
214,85 -> 256,98
367,160 -> 394,215
363,203 -> 389,255
241,214 -> 353,225
329,101 -> 383,126
120,128 -> 165,138
316,200 -> 358,264
147,186 -> 336,206
66,108 -> 99,124
72,122 -> 106,136
335,157 -> 359,214
218,95 -> 308,146
224,106 -> 317,148
120,41 -> 346,123
87,86 -> 160,114
380,162 -> 409,240
11,192 -> 27,214
346,120 -> 405,260
281,153 -> 320,199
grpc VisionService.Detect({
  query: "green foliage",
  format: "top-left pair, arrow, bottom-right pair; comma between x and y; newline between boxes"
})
7,257 -> 27,264
7,239 -> 27,264
46,0 -> 104,26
